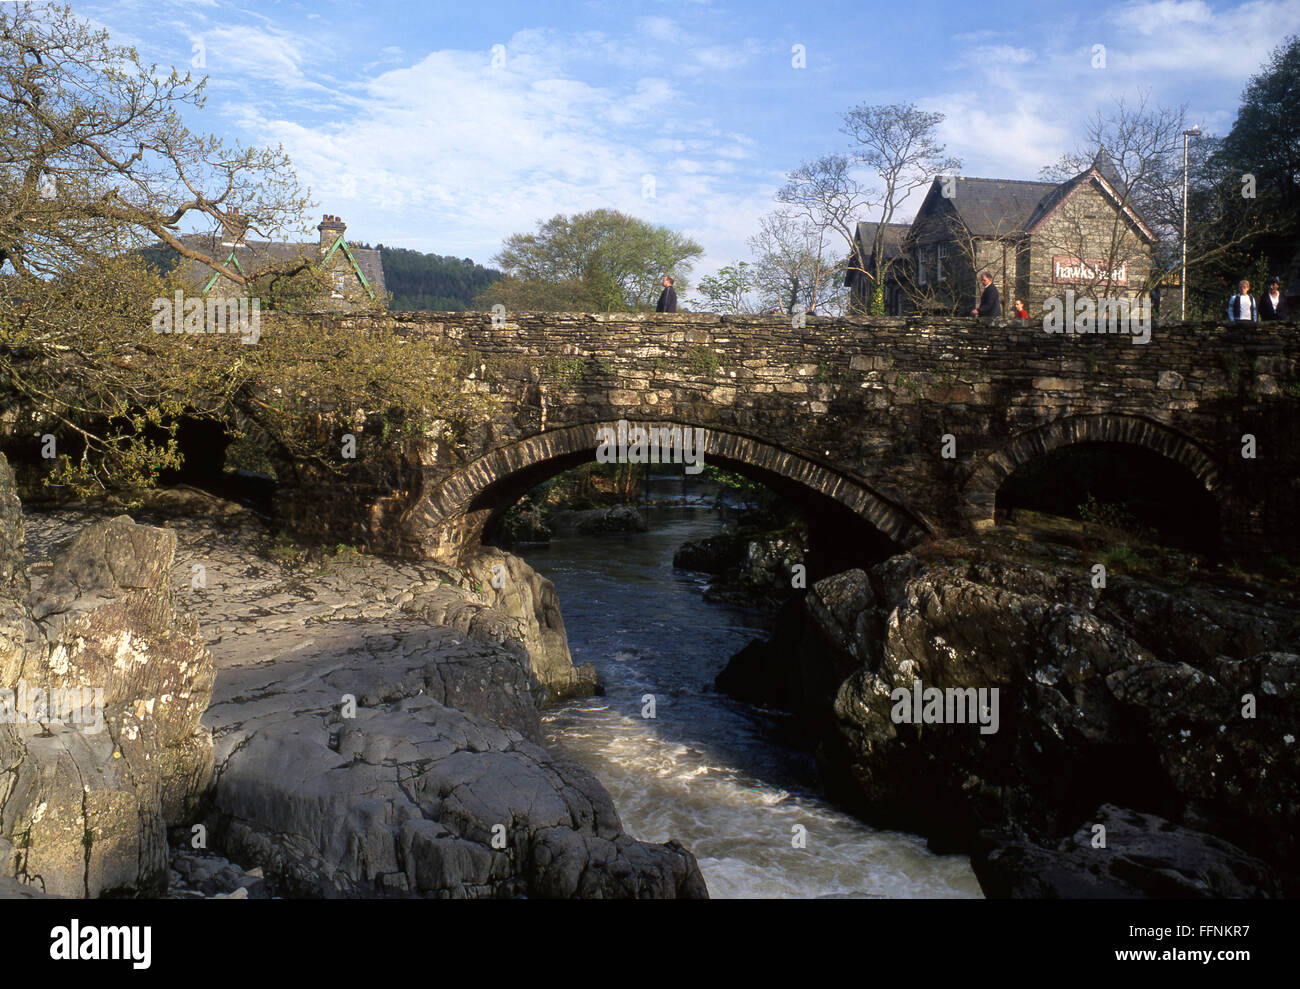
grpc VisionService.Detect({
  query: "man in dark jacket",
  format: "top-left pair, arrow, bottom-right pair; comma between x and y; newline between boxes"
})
1260,276 -> 1288,320
970,272 -> 1001,317
655,275 -> 677,313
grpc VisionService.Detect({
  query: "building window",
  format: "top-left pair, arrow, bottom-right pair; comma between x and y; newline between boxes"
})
917,247 -> 927,286
332,271 -> 346,298
937,244 -> 947,282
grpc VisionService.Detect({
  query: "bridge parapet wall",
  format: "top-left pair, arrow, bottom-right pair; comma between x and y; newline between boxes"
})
269,311 -> 1300,560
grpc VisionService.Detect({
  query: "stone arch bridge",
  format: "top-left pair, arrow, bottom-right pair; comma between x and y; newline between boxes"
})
271,312 -> 1300,566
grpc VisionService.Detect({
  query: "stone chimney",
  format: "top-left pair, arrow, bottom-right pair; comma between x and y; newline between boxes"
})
318,214 -> 346,253
220,205 -> 249,246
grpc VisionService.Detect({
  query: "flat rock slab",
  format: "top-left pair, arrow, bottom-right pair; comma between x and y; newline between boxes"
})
203,616 -> 704,898
20,497 -> 702,899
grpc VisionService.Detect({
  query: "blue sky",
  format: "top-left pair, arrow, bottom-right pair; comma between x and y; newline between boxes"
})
77,0 -> 1300,279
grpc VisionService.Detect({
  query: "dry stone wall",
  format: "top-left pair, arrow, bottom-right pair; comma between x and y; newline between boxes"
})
266,311 -> 1300,562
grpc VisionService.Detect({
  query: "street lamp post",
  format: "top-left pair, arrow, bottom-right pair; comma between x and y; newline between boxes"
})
1182,125 -> 1202,320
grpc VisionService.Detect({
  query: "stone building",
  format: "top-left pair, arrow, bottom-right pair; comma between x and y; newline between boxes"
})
844,221 -> 909,314
172,212 -> 385,310
847,151 -> 1157,316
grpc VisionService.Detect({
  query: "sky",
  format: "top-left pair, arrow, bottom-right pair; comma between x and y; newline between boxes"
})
74,0 -> 1300,280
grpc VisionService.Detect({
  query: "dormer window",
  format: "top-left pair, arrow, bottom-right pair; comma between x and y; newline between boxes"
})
332,271 -> 346,298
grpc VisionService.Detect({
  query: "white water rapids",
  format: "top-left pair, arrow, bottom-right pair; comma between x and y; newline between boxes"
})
527,504 -> 981,899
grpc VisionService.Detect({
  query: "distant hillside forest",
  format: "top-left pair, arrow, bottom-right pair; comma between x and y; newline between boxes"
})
359,244 -> 502,311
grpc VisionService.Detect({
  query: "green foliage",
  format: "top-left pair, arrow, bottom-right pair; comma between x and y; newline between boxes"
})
702,466 -> 764,500
1096,543 -> 1143,574
1186,36 -> 1300,311
692,261 -> 758,314
816,362 -> 850,384
252,263 -> 336,312
223,435 -> 278,480
532,462 -> 642,509
0,6 -> 496,496
1078,493 -> 1144,536
1220,35 -> 1300,215
1267,555 -> 1300,578
268,531 -> 303,563
541,356 -> 586,387
363,245 -> 501,311
487,209 -> 704,312
685,347 -> 724,376
894,372 -> 922,396
474,275 -> 604,313
869,283 -> 886,316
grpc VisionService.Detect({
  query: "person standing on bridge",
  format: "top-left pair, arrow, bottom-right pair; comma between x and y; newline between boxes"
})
1259,276 -> 1287,321
1228,279 -> 1258,323
970,272 -> 1001,317
656,275 -> 678,313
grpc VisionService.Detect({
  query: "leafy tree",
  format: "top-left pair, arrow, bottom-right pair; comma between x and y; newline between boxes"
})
483,209 -> 703,311
473,275 -> 605,312
0,4 -> 310,283
1210,35 -> 1300,304
362,245 -> 502,310
0,4 -> 490,495
691,261 -> 759,314
1221,35 -> 1300,214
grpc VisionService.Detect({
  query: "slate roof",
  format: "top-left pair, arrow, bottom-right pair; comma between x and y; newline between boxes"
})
846,221 -> 911,287
905,148 -> 1153,245
170,230 -> 386,300
1090,147 -> 1127,196
944,177 -> 1060,237
853,221 -> 910,259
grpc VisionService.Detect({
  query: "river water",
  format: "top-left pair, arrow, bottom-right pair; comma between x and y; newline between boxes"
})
523,496 -> 982,899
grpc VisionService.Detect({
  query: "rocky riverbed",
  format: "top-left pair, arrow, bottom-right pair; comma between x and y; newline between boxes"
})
0,456 -> 706,899
6,442 -> 1295,899
716,520 -> 1300,897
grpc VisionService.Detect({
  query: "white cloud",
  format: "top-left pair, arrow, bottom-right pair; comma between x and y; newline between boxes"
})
959,44 -> 1036,68
1107,0 -> 1298,78
934,0 -> 1300,186
636,16 -> 683,44
224,28 -> 766,267
1114,0 -> 1215,32
200,24 -> 336,95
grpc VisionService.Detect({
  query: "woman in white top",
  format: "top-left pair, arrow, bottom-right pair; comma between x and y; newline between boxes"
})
1228,279 -> 1257,322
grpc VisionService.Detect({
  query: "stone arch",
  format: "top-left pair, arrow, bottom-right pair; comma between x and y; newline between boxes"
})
961,413 -> 1222,527
413,421 -> 934,561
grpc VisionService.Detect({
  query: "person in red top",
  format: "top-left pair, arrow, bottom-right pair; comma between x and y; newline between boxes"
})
1013,299 -> 1030,319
